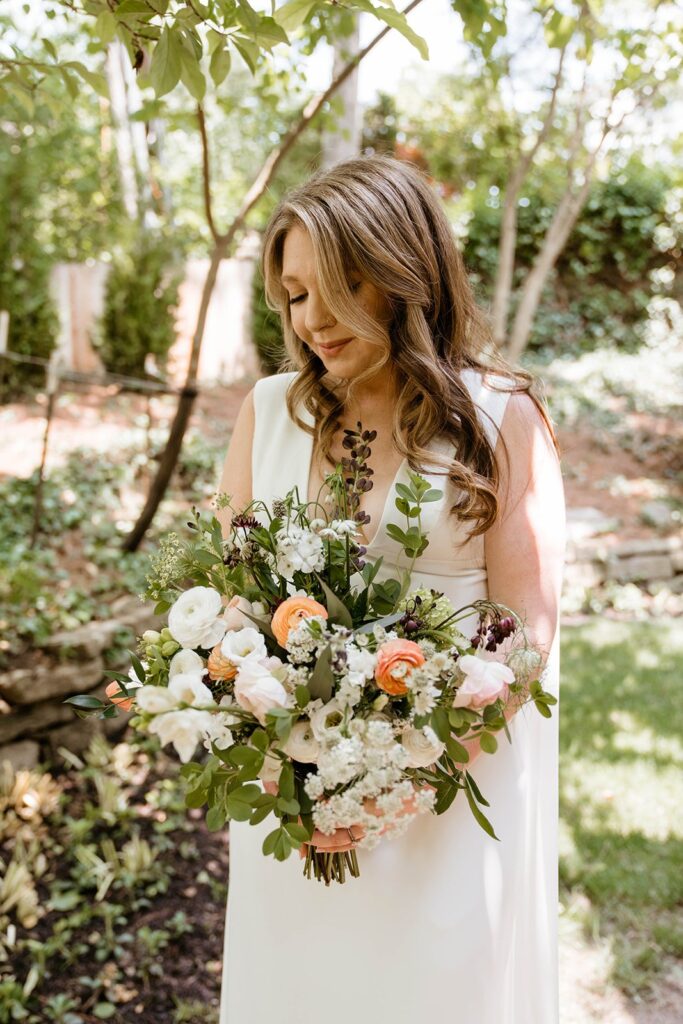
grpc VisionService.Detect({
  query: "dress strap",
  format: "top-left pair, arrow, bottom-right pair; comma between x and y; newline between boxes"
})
459,368 -> 513,451
252,371 -> 311,508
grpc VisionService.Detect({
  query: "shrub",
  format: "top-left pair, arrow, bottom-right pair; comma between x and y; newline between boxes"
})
251,264 -> 285,375
95,228 -> 184,379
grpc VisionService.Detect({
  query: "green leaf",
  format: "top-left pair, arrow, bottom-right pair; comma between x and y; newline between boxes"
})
445,734 -> 470,763
278,761 -> 295,800
534,700 -> 552,718
430,707 -> 450,743
250,728 -> 269,753
479,732 -> 498,755
277,796 -> 300,815
63,694 -> 105,710
284,821 -> 309,844
150,26 -> 182,98
464,771 -> 489,807
262,828 -> 281,855
274,0 -> 316,32
59,67 -> 79,100
314,573 -> 352,628
94,1005 -> 117,1020
385,523 -> 407,545
227,745 -> 260,768
185,787 -> 208,809
295,684 -> 311,708
210,45 -> 232,87
206,806 -> 227,830
421,488 -> 443,503
308,644 -> 334,702
64,61 -> 109,98
232,35 -> 259,74
465,776 -> 498,839
226,784 -> 261,820
95,10 -> 117,42
179,44 -> 206,101
434,782 -> 459,815
130,651 -> 146,685
394,482 -> 414,503
249,802 -> 273,825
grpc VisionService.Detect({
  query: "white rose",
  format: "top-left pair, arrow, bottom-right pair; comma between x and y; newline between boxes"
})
168,672 -> 214,708
282,720 -> 320,763
219,626 -> 267,665
169,649 -> 206,679
149,708 -> 214,763
401,725 -> 445,768
309,697 -> 346,741
233,662 -> 289,725
453,654 -> 515,709
168,587 -> 227,649
136,684 -> 176,714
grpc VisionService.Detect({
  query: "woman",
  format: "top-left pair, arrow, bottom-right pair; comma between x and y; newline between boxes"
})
217,156 -> 565,1023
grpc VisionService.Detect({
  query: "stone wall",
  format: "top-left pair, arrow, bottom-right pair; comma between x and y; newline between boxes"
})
0,597 -> 161,772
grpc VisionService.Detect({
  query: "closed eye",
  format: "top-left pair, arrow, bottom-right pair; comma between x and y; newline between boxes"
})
288,294 -> 306,305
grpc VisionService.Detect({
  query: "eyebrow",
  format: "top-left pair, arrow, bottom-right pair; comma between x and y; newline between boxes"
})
280,275 -> 301,285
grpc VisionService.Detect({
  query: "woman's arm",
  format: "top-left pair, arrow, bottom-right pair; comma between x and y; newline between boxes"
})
457,390 -> 566,770
215,388 -> 255,539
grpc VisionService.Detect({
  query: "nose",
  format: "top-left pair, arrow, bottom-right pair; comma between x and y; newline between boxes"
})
304,290 -> 336,335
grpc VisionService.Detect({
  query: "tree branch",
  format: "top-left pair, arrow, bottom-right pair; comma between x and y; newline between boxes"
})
197,104 -> 217,242
215,0 -> 426,251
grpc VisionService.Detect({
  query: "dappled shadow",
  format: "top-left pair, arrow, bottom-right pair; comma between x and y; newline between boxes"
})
560,619 -> 683,998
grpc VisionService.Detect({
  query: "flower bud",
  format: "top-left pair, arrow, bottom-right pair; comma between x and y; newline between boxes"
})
372,694 -> 389,711
142,630 -> 161,645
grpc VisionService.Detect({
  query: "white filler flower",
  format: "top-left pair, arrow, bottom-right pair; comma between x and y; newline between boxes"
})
168,586 -> 226,649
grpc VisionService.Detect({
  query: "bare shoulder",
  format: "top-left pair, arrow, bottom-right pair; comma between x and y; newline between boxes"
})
215,387 -> 255,535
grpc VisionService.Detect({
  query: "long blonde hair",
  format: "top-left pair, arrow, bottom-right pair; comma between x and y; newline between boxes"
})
261,155 -> 558,535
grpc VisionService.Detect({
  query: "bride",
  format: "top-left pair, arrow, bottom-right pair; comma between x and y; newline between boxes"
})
216,155 -> 565,1023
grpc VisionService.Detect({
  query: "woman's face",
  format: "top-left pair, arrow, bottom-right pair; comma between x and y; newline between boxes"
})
281,224 -> 392,380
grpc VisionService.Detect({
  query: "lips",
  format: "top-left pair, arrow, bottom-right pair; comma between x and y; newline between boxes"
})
318,337 -> 353,355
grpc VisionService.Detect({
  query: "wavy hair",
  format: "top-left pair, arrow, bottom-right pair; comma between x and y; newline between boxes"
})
261,155 -> 559,535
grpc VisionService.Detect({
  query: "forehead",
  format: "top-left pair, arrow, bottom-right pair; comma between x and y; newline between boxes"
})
281,224 -> 316,283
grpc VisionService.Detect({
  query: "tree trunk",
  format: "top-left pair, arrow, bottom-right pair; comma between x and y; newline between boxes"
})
122,242 -> 226,551
105,41 -> 141,220
505,175 -> 594,362
321,15 -> 362,169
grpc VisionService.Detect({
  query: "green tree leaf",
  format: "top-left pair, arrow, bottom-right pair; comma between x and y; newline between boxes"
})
150,26 -> 182,98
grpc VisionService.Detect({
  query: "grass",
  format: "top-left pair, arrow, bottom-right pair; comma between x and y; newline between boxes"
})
559,617 -> 683,996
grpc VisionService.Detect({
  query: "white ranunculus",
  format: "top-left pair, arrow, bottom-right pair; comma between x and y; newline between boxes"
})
453,654 -> 515,709
309,697 -> 346,741
168,586 -> 226,649
136,684 -> 176,714
401,726 -> 445,768
168,672 -> 214,708
169,649 -> 206,679
233,662 -> 289,725
219,626 -> 267,665
149,708 -> 214,763
282,720 -> 320,763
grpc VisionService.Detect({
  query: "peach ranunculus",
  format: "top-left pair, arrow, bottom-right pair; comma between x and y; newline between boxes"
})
271,596 -> 328,647
105,680 -> 136,712
207,644 -> 238,682
374,639 -> 426,696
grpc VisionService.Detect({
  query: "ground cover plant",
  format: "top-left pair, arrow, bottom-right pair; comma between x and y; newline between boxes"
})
559,618 -> 683,1000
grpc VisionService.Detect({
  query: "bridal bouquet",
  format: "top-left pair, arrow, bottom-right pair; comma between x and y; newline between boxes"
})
66,424 -> 556,884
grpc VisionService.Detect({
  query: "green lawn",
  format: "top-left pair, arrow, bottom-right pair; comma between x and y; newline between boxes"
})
560,618 -> 683,995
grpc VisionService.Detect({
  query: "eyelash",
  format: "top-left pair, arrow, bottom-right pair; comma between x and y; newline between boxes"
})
288,282 -> 361,306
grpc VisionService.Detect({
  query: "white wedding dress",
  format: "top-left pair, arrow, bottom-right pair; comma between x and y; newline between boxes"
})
219,369 -> 560,1024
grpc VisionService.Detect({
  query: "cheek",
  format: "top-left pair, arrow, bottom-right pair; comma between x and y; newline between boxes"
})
289,307 -> 310,341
